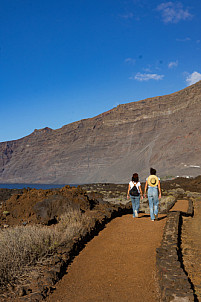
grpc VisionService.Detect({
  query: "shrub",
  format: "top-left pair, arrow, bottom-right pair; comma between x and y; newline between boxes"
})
0,207 -> 91,290
56,208 -> 91,242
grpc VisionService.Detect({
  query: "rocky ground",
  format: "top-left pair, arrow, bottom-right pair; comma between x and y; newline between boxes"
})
0,185 -> 102,227
0,176 -> 200,301
0,176 -> 191,228
81,178 -> 189,214
1,176 -> 201,228
81,175 -> 201,198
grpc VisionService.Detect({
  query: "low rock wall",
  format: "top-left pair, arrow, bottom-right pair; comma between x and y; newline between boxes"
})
156,199 -> 196,301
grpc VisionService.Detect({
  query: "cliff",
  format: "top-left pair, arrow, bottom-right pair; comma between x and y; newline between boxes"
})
0,81 -> 201,183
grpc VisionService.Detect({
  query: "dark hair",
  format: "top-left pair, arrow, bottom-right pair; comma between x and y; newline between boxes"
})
150,167 -> 156,175
132,173 -> 139,182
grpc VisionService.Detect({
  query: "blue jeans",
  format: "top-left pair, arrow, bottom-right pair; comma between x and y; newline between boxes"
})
130,195 -> 140,217
148,187 -> 159,220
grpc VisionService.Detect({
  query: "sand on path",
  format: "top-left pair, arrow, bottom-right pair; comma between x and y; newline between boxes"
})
46,200 -> 188,302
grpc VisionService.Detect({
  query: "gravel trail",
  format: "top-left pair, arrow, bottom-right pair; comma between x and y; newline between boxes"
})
47,200 -> 188,302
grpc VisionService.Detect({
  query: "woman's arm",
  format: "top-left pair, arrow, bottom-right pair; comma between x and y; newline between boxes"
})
144,181 -> 148,198
158,180 -> 161,199
139,185 -> 143,199
127,184 -> 130,199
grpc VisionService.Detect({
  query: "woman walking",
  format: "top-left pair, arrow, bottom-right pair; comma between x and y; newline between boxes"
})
127,173 -> 143,218
144,168 -> 161,221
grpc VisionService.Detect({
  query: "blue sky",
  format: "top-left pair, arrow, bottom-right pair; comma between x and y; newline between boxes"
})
1,0 -> 201,142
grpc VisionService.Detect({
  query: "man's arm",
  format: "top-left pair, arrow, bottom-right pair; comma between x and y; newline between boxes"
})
158,180 -> 161,199
144,181 -> 148,197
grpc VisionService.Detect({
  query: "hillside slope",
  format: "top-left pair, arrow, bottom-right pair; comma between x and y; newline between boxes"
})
0,81 -> 201,183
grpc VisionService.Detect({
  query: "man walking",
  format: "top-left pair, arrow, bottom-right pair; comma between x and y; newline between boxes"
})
144,168 -> 161,221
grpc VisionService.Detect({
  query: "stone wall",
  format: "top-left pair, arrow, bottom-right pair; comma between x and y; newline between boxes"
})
156,199 -> 196,301
181,195 -> 201,300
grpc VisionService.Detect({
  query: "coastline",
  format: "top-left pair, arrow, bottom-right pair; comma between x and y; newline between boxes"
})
0,183 -> 76,190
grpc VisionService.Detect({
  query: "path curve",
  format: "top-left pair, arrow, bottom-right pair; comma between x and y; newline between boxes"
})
46,200 -> 189,302
47,214 -> 166,302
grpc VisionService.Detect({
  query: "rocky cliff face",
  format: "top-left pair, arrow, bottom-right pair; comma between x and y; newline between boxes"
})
1,81 -> 201,184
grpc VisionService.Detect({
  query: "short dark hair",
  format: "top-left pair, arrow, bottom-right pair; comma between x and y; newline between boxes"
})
132,173 -> 139,182
150,167 -> 156,175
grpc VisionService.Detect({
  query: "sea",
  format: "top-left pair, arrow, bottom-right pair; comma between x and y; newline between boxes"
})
0,183 -> 78,190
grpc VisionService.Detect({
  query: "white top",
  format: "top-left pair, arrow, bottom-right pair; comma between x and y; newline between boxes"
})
129,181 -> 141,193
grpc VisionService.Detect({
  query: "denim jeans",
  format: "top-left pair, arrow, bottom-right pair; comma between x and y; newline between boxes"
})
130,195 -> 140,217
148,187 -> 159,220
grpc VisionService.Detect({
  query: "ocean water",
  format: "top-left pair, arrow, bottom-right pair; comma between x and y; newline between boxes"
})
0,183 -> 77,190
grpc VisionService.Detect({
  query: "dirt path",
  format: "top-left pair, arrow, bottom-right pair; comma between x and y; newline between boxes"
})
46,200 -> 189,302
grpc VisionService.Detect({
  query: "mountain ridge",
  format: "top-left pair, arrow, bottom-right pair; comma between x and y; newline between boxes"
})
1,81 -> 201,184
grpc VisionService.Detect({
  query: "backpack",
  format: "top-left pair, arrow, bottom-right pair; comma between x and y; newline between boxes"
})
129,183 -> 140,196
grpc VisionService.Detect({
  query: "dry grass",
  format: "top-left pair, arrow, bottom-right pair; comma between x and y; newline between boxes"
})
55,208 -> 91,242
0,207 -> 91,290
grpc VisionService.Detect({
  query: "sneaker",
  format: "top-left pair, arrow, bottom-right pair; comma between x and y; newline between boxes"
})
135,210 -> 138,218
154,214 -> 158,221
151,219 -> 154,221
